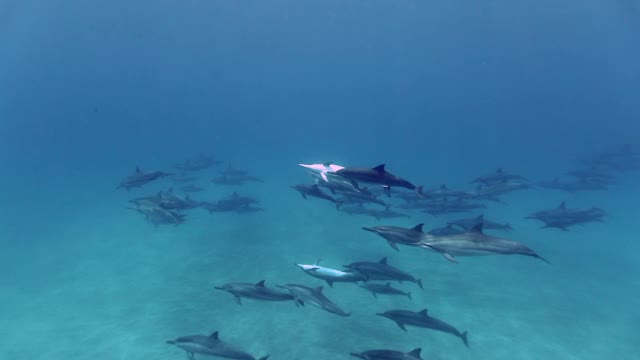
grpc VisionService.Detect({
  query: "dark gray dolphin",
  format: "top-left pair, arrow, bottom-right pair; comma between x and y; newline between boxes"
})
359,282 -> 412,300
377,308 -> 469,348
361,224 -> 426,251
447,214 -> 512,231
166,331 -> 269,360
290,184 -> 337,203
350,348 -> 423,359
117,166 -> 171,190
416,223 -> 549,264
344,257 -> 423,289
277,283 -> 351,317
214,280 -> 294,305
336,164 -> 422,197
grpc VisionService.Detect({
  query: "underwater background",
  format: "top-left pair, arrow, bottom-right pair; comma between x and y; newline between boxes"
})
1,1 -> 639,359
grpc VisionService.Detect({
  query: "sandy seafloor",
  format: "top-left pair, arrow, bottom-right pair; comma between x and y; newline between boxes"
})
0,162 -> 638,360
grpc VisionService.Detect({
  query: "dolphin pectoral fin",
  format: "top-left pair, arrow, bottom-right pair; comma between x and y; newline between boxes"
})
371,291 -> 377,299
396,321 -> 407,331
187,352 -> 195,360
383,185 -> 391,197
234,296 -> 242,305
416,279 -> 424,289
300,193 -> 307,200
387,240 -> 400,251
326,280 -> 334,288
407,292 -> 412,300
443,252 -> 458,263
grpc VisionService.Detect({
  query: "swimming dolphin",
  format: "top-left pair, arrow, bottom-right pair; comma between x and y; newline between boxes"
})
214,280 -> 294,305
377,308 -> 469,348
416,223 -> 549,264
359,282 -> 412,300
470,168 -> 527,186
277,283 -> 351,317
361,224 -> 426,251
335,164 -> 422,197
296,262 -> 366,287
166,331 -> 269,360
447,214 -> 512,231
299,162 -> 345,182
291,184 -> 337,203
350,348 -> 423,359
117,166 -> 171,190
344,257 -> 423,289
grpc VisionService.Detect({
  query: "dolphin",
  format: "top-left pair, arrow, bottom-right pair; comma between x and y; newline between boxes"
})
470,168 -> 527,186
166,331 -> 269,360
350,348 -> 423,359
335,164 -> 422,197
377,308 -> 469,348
358,282 -> 412,300
291,184 -> 337,203
361,224 -> 426,251
296,262 -> 366,287
214,280 -> 294,305
447,214 -> 512,231
344,257 -> 423,289
299,162 -> 345,182
277,283 -> 351,317
117,166 -> 171,190
416,223 -> 549,264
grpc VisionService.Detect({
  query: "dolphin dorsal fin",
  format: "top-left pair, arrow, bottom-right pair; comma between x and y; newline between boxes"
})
558,201 -> 566,209
408,348 -> 422,358
412,223 -> 424,232
315,286 -> 324,293
419,308 -> 428,316
373,164 -> 386,172
256,280 -> 266,287
210,331 -> 219,339
378,257 -> 388,265
470,223 -> 484,234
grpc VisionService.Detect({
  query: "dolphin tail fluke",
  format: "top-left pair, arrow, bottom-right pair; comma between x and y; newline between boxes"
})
461,331 -> 469,348
417,279 -> 424,289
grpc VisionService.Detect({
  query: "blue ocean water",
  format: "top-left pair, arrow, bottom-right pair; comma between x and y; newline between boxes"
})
1,1 -> 639,359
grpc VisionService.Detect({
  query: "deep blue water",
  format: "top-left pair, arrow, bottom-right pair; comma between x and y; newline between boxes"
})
1,1 -> 639,359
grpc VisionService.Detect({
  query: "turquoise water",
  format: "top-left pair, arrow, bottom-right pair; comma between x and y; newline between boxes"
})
1,1 -> 639,359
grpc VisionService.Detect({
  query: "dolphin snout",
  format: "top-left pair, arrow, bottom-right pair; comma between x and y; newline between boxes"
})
375,312 -> 387,317
214,286 -> 225,290
165,340 -> 176,345
361,227 -> 376,232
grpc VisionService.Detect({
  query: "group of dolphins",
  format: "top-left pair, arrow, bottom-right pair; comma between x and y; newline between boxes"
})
165,162 -> 551,360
